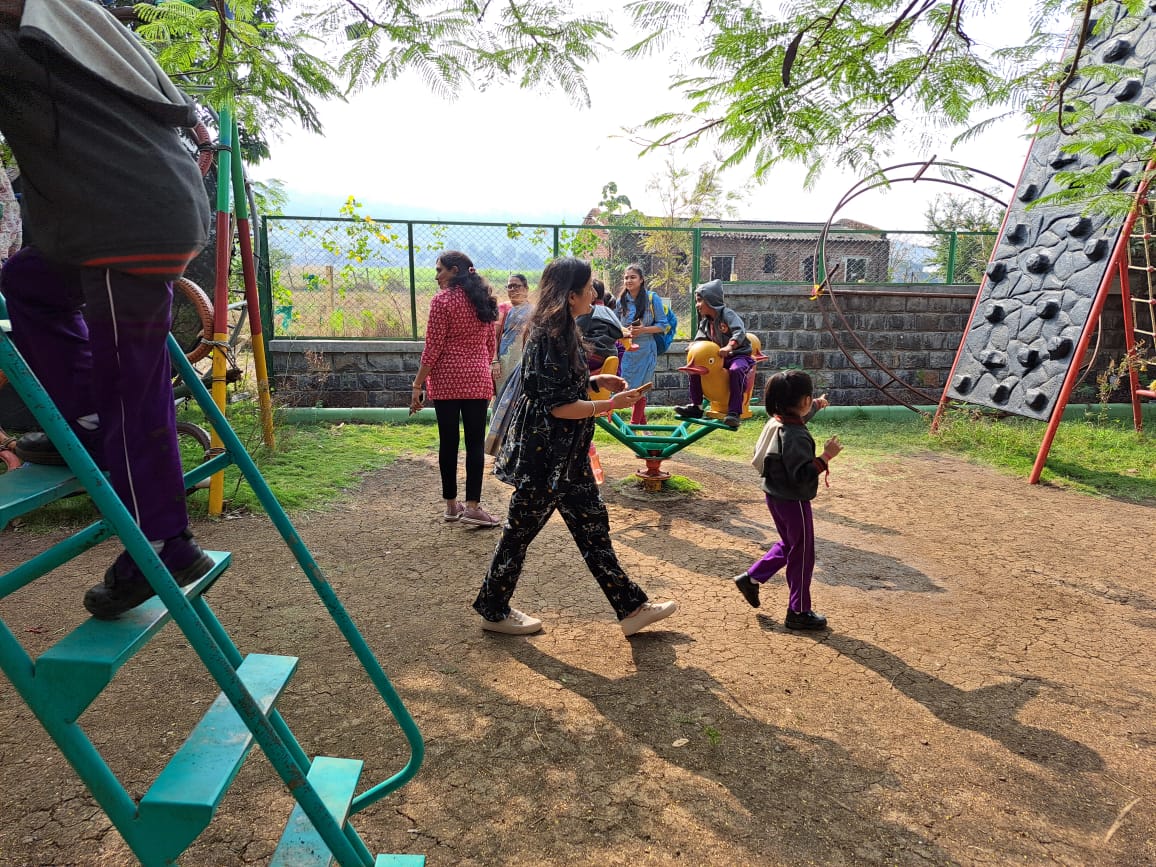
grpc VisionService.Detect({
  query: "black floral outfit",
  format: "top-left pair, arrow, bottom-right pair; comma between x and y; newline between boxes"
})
473,334 -> 649,622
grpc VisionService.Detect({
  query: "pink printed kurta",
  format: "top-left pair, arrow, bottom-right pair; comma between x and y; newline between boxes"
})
420,286 -> 498,401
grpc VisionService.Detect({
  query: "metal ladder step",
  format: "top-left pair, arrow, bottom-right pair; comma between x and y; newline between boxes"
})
33,551 -> 230,721
0,463 -> 85,531
136,653 -> 299,862
271,756 -> 364,867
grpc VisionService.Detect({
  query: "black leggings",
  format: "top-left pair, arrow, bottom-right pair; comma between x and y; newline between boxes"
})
433,399 -> 489,502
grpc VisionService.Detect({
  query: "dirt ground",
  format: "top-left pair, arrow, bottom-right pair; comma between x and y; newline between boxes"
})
1,445 -> 1154,866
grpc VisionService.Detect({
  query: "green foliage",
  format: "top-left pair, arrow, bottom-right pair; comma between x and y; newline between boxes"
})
134,0 -> 342,147
625,0 -> 1155,219
303,0 -> 613,106
922,193 -> 1004,283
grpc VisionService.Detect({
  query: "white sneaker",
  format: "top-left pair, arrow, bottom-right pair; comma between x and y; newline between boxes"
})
480,608 -> 543,635
620,600 -> 678,636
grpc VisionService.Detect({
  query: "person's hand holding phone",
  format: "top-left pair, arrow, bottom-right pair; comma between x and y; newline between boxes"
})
611,381 -> 652,409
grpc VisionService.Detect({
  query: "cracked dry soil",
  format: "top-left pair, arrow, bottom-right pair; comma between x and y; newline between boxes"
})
1,446 -> 1154,866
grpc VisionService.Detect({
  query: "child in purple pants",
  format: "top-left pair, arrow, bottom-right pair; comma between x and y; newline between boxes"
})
675,279 -> 754,429
733,370 -> 842,630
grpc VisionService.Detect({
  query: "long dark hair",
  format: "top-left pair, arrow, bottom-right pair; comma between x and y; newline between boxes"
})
764,369 -> 813,416
529,257 -> 591,372
438,250 -> 498,323
614,262 -> 647,317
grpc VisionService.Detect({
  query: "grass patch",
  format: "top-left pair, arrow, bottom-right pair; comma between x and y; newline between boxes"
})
9,400 -> 1153,534
596,406 -> 1155,501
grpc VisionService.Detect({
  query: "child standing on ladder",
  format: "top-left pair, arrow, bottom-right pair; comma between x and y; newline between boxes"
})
675,279 -> 753,428
0,0 -> 213,618
733,370 -> 840,630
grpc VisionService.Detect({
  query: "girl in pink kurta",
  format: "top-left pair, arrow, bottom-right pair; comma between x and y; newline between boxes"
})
410,251 -> 502,526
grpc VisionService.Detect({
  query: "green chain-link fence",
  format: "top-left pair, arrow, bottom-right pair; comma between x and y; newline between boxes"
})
257,216 -> 996,340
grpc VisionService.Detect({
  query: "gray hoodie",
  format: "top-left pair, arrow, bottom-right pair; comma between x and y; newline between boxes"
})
0,0 -> 209,278
694,279 -> 752,357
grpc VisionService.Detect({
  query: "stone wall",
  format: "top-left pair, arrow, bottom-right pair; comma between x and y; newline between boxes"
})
268,282 -> 1129,410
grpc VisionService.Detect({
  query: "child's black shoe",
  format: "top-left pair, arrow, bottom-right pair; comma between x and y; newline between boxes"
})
723,413 -> 741,428
83,529 -> 214,620
784,609 -> 828,630
733,573 -> 760,608
674,404 -> 704,419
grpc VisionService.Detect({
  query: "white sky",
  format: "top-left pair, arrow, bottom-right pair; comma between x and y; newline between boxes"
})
252,3 -> 1044,230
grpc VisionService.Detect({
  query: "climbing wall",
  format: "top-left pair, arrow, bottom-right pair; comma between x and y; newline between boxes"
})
946,2 -> 1156,419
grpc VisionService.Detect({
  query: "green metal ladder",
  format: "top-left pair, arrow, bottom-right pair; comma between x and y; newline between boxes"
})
0,295 -> 425,866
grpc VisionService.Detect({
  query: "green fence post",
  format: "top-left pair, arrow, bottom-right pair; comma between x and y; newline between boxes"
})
945,231 -> 958,284
407,222 -> 418,339
690,228 -> 701,338
553,226 -> 560,259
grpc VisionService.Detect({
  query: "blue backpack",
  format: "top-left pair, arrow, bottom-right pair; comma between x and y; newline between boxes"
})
648,291 -> 678,354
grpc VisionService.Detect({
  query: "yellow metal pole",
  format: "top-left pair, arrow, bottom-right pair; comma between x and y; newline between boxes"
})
207,105 -> 233,516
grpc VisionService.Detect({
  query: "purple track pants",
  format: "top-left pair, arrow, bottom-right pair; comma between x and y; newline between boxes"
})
747,495 -> 815,614
3,247 -> 189,541
688,354 -> 754,416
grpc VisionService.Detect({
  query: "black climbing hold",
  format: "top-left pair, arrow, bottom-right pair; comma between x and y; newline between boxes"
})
1025,389 -> 1048,410
1005,223 -> 1028,243
986,262 -> 1007,282
990,382 -> 1012,404
1017,347 -> 1040,369
1025,251 -> 1052,274
1065,216 -> 1092,237
984,303 -> 1006,322
1048,150 -> 1077,169
1109,168 -> 1133,189
1036,298 -> 1061,319
1115,79 -> 1142,101
1102,38 -> 1131,63
1047,336 -> 1073,359
1019,183 -> 1039,202
1084,238 -> 1108,261
952,374 -> 973,394
979,349 -> 1008,368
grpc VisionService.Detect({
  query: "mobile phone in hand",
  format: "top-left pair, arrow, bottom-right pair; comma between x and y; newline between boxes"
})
634,381 -> 655,394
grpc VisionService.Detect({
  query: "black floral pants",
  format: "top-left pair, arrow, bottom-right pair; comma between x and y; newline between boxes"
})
473,478 -> 649,622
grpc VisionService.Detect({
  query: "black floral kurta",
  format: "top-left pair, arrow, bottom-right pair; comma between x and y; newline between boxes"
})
474,328 -> 650,623
494,334 -> 594,492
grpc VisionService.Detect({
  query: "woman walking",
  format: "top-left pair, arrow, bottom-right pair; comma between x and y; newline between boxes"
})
410,250 -> 502,526
473,257 -> 678,637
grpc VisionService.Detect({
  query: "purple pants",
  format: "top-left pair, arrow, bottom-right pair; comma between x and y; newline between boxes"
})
747,496 -> 815,613
688,353 -> 755,416
3,248 -> 188,541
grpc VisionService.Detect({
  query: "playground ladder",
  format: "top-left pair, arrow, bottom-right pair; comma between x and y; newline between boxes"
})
1123,193 -> 1156,427
0,297 -> 424,866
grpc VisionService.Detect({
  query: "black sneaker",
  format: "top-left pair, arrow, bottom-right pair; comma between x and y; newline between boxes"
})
733,573 -> 760,608
674,404 -> 704,419
723,414 -> 741,429
83,529 -> 214,620
784,609 -> 828,630
13,430 -> 104,468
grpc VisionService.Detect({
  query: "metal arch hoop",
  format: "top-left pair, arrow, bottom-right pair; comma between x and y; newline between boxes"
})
813,159 -> 1015,412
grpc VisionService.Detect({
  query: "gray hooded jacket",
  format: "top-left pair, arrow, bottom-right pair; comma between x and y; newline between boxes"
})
693,279 -> 751,357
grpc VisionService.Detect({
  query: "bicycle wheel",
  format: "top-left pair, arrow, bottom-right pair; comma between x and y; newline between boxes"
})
176,420 -> 213,492
171,277 -> 214,364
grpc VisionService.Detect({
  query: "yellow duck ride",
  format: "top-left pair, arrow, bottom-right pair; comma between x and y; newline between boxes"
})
678,334 -> 767,420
